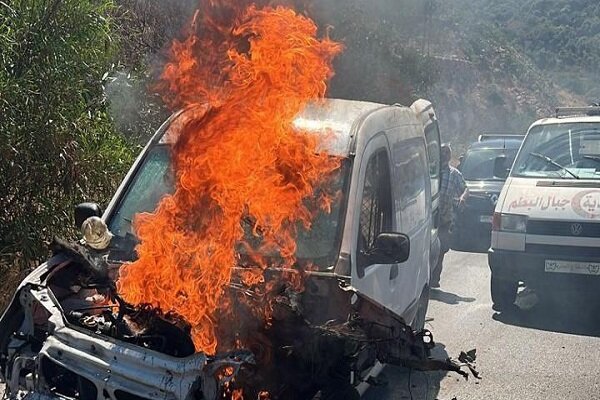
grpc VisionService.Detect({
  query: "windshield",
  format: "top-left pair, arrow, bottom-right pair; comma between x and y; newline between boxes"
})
512,123 -> 600,180
109,145 -> 174,238
460,148 -> 518,181
108,145 -> 349,268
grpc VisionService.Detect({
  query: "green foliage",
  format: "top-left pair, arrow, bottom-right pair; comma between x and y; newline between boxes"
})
441,0 -> 600,112
475,0 -> 600,71
105,0 -> 195,141
453,0 -> 600,98
0,0 -> 136,269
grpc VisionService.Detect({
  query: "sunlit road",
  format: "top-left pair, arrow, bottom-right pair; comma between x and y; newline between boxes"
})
364,250 -> 600,400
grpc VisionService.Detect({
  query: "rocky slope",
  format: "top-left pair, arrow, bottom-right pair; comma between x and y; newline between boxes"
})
425,1 -> 587,149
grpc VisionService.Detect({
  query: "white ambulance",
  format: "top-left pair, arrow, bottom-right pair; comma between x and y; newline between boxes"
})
489,106 -> 600,310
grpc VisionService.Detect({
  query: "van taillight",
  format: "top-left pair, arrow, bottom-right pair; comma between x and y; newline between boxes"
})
492,212 -> 501,231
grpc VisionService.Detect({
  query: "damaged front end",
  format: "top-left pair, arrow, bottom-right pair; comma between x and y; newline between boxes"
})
0,242 -> 254,400
0,239 -> 475,400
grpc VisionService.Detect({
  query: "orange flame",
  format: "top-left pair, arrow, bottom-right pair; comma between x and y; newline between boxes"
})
117,1 -> 342,354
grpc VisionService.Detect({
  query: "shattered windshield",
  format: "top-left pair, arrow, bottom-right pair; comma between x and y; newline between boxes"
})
107,145 -> 348,268
108,145 -> 174,238
460,148 -> 518,181
237,168 -> 348,269
513,123 -> 600,180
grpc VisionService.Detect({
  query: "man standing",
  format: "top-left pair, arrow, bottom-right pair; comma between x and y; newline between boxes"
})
431,144 -> 469,288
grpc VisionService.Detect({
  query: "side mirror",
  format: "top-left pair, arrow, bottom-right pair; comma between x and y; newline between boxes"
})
75,203 -> 103,229
493,156 -> 510,179
365,233 -> 410,265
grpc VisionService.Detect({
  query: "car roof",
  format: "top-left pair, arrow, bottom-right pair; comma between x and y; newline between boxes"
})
530,115 -> 600,129
468,137 -> 523,151
157,99 -> 388,156
293,98 -> 385,156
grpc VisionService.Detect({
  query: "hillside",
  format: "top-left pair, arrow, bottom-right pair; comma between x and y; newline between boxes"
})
105,0 -> 597,149
297,0 -> 594,150
426,0 -> 596,149
471,0 -> 600,102
471,0 -> 600,74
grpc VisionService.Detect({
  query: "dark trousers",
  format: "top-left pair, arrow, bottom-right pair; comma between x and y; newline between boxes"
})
431,224 -> 452,286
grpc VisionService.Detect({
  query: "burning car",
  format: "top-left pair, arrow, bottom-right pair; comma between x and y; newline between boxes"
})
0,99 -> 474,400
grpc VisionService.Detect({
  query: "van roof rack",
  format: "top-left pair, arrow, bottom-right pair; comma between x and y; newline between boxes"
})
478,133 -> 524,142
555,106 -> 600,118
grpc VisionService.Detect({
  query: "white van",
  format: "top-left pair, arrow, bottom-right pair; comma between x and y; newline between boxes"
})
0,98 -> 456,400
489,106 -> 600,310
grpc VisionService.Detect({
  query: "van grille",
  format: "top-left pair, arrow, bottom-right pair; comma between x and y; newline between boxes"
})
526,244 -> 600,259
41,357 -> 97,399
40,357 -> 154,400
527,220 -> 600,238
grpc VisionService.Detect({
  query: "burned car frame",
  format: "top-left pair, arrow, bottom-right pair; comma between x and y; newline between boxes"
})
0,99 -> 475,400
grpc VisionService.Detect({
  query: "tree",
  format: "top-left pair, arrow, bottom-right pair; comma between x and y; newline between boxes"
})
0,0 -> 135,276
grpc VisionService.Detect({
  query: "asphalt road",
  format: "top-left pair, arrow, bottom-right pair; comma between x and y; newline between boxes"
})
364,250 -> 600,400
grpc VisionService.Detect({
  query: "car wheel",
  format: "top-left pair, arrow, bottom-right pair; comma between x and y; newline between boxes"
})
412,286 -> 430,331
491,275 -> 518,311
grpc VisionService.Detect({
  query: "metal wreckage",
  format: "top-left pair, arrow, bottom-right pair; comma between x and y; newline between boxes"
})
1,98 -> 479,400
0,234 -> 478,400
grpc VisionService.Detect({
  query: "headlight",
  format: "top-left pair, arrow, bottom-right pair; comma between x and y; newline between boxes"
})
497,213 -> 528,233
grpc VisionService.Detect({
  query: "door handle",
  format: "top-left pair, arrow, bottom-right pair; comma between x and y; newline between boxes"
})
389,264 -> 399,280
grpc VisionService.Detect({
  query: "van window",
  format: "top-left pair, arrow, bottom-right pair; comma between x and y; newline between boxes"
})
357,151 -> 393,269
425,122 -> 441,197
393,139 -> 429,232
461,148 -> 518,181
109,145 -> 174,237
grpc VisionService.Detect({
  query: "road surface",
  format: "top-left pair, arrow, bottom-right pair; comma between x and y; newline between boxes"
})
364,250 -> 600,400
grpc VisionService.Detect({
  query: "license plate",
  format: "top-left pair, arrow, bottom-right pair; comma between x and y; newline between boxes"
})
545,260 -> 600,276
480,215 -> 493,223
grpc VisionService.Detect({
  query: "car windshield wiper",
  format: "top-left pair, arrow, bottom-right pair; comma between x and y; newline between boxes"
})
529,152 -> 580,179
583,155 -> 600,164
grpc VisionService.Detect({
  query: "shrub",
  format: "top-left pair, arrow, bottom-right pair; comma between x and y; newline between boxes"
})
0,0 -> 135,277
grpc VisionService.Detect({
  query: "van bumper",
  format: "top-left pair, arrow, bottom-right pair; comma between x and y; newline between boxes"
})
488,247 -> 600,290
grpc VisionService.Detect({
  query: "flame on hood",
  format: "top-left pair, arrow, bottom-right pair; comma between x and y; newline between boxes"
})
117,0 -> 342,354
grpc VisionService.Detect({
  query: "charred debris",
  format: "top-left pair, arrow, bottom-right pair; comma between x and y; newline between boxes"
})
0,237 -> 479,399
0,236 -> 480,399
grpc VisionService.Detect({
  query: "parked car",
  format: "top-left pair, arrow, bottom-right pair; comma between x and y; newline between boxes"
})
0,99 -> 460,400
489,106 -> 600,311
452,134 -> 524,252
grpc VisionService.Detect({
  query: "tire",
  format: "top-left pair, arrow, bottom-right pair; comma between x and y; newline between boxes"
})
412,286 -> 430,331
491,275 -> 518,311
